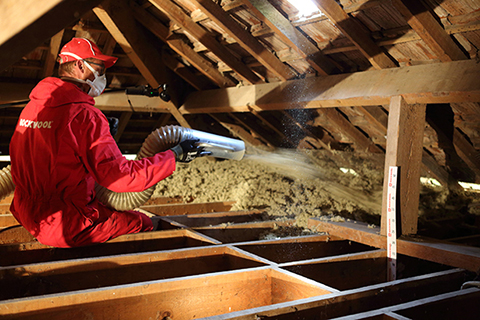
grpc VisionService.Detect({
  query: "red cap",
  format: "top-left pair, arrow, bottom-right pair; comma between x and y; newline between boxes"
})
58,38 -> 117,68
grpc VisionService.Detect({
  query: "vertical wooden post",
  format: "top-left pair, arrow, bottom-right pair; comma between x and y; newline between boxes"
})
381,96 -> 426,236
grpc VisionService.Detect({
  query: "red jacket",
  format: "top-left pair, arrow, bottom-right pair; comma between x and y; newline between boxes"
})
10,77 -> 176,247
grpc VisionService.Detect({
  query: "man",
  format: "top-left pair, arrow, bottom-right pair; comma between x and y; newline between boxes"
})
9,38 -> 201,248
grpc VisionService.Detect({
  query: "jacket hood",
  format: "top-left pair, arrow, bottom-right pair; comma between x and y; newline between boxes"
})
29,77 -> 94,108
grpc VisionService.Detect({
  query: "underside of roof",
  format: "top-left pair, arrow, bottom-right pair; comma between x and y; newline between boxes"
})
0,0 -> 479,188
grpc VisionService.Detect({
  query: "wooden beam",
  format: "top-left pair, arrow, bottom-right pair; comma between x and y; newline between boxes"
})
358,106 -> 462,189
390,0 -> 467,62
161,52 -> 213,91
114,112 -> 132,142
249,110 -> 297,147
0,226 -> 35,245
309,218 -> 480,272
180,59 -> 480,114
311,0 -> 397,69
94,91 -> 170,113
93,0 -> 191,128
0,214 -> 18,228
0,267 -> 331,319
190,0 -> 296,81
209,114 -> 267,147
42,29 -> 64,78
0,0 -> 103,73
452,128 -> 480,182
131,2 -> 235,88
140,201 -> 236,216
320,108 -> 383,153
149,0 -> 262,85
381,96 -> 426,236
241,0 -> 337,75
228,113 -> 275,148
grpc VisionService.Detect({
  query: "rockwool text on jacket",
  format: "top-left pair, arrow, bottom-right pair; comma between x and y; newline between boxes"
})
19,119 -> 53,129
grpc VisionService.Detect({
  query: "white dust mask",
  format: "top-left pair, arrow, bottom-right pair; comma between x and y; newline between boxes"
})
83,61 -> 107,97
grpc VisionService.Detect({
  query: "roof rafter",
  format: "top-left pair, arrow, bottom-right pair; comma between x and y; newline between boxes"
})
93,0 -> 190,128
131,1 -> 235,88
311,0 -> 397,69
149,0 -> 263,85
0,0 -> 104,73
241,0 -> 337,76
42,30 -> 64,78
390,0 -> 467,62
190,0 -> 297,81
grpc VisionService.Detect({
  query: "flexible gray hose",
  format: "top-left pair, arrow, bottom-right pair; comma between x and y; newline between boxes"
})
0,126 -> 183,208
95,125 -> 186,211
0,165 -> 14,201
1,125 -> 244,211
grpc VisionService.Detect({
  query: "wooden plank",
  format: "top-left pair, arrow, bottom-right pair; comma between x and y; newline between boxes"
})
0,225 -> 35,244
0,195 -> 13,205
0,214 -> 19,228
42,29 -> 64,78
0,0 -> 103,73
191,0 -> 296,81
0,204 -> 11,215
452,127 -> 480,182
161,52 -> 213,91
149,0 -> 262,85
94,0 -> 190,128
390,0 -> 467,62
0,267 -> 331,319
320,108 -> 383,153
200,268 -> 468,319
140,200 -> 236,216
357,106 -> 461,189
94,91 -> 171,113
0,229 -> 217,267
308,219 -> 480,272
320,288 -> 480,320
209,114 -> 267,147
192,220 -> 296,244
311,0 -> 396,70
228,113 -> 275,147
179,59 -> 480,114
164,210 -> 268,228
131,2 -> 235,88
0,246 -> 267,301
241,0 -> 337,75
381,96 -> 426,235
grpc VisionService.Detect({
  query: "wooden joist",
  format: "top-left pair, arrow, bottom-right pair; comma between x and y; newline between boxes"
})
140,200 -> 236,216
0,267 -> 333,319
309,218 -> 480,272
180,59 -> 480,114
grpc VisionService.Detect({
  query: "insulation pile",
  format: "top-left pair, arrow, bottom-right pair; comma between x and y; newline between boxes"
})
154,148 -> 478,230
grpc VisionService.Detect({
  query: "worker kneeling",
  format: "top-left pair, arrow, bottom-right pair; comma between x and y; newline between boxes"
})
9,38 -> 204,248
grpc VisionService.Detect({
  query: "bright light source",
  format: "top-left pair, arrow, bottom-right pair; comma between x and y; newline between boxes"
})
286,0 -> 323,19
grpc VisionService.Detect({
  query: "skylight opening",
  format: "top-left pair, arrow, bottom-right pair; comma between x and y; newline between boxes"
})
286,0 -> 324,21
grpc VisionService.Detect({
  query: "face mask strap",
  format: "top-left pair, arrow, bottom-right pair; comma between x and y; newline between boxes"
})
83,60 -> 100,78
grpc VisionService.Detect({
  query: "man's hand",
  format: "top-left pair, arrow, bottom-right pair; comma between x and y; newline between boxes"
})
170,140 -> 210,163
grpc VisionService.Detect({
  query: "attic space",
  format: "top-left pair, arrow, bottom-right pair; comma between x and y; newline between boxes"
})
1,0 -> 480,319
